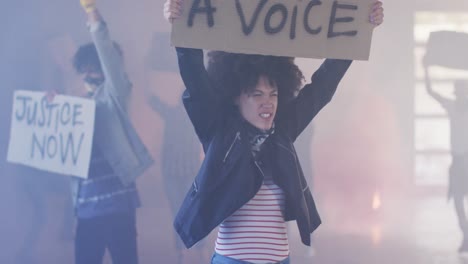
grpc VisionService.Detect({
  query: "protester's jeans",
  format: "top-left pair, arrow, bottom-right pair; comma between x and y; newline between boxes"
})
75,211 -> 138,264
211,252 -> 290,264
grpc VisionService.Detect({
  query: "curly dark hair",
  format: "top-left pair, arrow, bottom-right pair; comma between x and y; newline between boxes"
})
206,51 -> 304,104
73,42 -> 123,74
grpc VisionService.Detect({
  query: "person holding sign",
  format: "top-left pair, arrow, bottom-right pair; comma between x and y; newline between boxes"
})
423,57 -> 468,253
164,0 -> 383,263
48,1 -> 154,263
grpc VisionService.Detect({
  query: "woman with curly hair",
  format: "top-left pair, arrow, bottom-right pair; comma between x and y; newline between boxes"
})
164,2 -> 384,263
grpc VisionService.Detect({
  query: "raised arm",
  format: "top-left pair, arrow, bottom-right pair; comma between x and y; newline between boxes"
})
165,0 -> 224,142
277,1 -> 385,140
80,1 -> 132,107
423,64 -> 452,109
276,59 -> 352,140
176,47 -> 225,143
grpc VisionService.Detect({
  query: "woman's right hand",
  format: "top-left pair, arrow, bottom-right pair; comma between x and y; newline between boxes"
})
164,0 -> 183,23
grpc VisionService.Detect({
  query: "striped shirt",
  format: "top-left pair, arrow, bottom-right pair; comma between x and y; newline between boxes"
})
215,179 -> 289,264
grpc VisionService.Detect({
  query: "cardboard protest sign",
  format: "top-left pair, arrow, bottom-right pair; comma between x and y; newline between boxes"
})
171,0 -> 374,60
7,90 -> 95,179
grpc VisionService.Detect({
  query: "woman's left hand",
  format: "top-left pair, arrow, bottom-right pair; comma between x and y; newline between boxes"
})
369,1 -> 384,27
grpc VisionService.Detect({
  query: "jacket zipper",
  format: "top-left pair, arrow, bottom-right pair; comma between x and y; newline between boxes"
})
223,131 -> 241,163
190,180 -> 198,198
254,160 -> 265,179
193,181 -> 198,192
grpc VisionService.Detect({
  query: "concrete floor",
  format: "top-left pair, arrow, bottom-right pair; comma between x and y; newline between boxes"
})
3,191 -> 467,264
297,194 -> 467,264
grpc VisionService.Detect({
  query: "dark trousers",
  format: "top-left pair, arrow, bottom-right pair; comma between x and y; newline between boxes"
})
75,211 -> 138,264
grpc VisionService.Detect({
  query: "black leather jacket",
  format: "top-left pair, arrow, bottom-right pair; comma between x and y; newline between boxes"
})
173,47 -> 352,248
